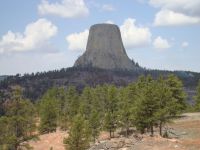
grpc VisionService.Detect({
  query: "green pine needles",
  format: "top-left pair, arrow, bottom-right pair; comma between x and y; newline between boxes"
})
0,74 -> 190,150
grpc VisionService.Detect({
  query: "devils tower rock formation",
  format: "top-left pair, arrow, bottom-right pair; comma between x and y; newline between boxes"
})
74,24 -> 136,70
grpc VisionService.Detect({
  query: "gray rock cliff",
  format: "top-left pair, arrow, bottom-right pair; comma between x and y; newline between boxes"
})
74,24 -> 136,70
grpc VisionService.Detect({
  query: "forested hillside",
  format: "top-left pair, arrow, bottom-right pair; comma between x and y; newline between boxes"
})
1,74 -> 197,150
0,67 -> 199,102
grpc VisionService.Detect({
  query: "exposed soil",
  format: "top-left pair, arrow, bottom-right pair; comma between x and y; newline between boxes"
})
26,129 -> 68,150
26,112 -> 200,150
170,113 -> 200,150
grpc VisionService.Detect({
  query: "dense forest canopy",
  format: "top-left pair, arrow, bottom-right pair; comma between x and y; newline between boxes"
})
0,67 -> 199,102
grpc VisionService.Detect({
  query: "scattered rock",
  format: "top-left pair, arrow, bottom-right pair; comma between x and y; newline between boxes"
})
89,137 -> 138,150
174,145 -> 179,148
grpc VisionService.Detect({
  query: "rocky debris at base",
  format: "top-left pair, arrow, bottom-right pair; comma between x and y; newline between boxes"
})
89,135 -> 142,150
88,134 -> 185,150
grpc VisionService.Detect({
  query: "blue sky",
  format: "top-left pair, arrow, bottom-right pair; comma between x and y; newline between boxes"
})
0,0 -> 200,75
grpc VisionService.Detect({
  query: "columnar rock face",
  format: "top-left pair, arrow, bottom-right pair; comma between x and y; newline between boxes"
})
74,24 -> 136,70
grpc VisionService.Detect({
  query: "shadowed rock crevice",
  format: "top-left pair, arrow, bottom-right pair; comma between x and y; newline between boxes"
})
74,24 -> 137,70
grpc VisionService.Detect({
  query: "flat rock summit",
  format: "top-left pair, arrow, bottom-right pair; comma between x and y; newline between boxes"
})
74,24 -> 136,70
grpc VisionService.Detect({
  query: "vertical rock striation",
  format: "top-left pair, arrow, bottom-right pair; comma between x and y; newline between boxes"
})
74,24 -> 136,70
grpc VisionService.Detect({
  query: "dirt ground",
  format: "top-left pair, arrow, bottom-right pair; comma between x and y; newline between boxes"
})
27,130 -> 68,150
170,112 -> 200,150
26,112 -> 200,150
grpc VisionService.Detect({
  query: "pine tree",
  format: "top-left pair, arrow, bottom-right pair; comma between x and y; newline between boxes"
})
0,86 -> 36,149
166,74 -> 187,113
0,91 -> 5,116
88,110 -> 100,142
93,85 -> 109,118
154,76 -> 175,136
39,88 -> 58,133
134,75 -> 158,136
103,85 -> 118,138
63,86 -> 79,122
80,87 -> 94,119
64,114 -> 91,150
0,116 -> 17,150
57,87 -> 69,130
118,84 -> 136,137
195,80 -> 200,111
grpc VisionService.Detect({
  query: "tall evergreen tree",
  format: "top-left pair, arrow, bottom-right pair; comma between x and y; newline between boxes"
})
93,85 -> 109,118
166,74 -> 187,113
103,85 -> 118,138
64,114 -> 91,150
80,87 -> 94,119
56,87 -> 69,130
63,86 -> 79,122
0,116 -> 17,150
118,84 -> 136,137
154,76 -> 175,136
134,75 -> 158,136
0,86 -> 36,150
195,80 -> 200,111
88,110 -> 100,142
39,88 -> 58,133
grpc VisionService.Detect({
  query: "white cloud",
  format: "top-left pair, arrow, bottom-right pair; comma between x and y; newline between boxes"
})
66,29 -> 89,51
153,36 -> 171,50
66,18 -> 151,51
102,4 -> 115,12
149,0 -> 200,17
0,18 -> 57,53
120,18 -> 152,49
38,0 -> 89,18
66,20 -> 114,51
154,9 -> 200,26
149,0 -> 200,26
105,20 -> 114,24
181,41 -> 189,48
0,51 -> 75,75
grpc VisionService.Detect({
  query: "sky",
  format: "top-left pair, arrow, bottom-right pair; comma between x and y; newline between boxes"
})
0,0 -> 200,75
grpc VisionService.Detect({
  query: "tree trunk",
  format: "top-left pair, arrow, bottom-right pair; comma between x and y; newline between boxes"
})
147,127 -> 150,132
14,142 -> 18,150
159,122 -> 162,137
110,129 -> 112,138
150,125 -> 154,136
140,128 -> 145,134
126,126 -> 129,137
